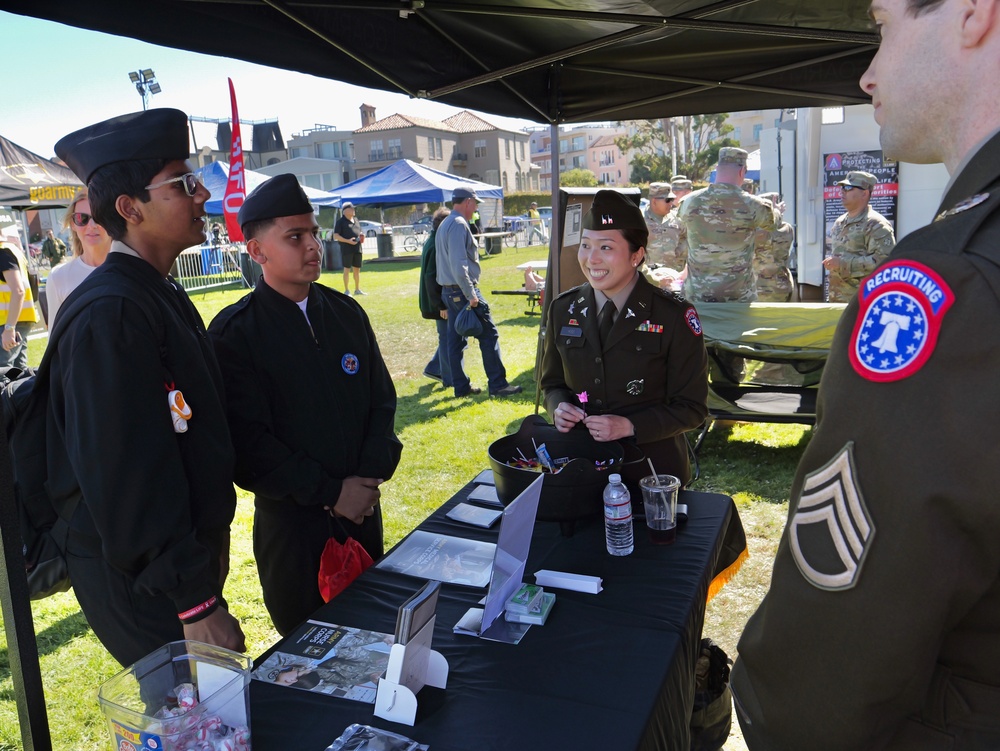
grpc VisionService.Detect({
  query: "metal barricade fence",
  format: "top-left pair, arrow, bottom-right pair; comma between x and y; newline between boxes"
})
175,243 -> 247,291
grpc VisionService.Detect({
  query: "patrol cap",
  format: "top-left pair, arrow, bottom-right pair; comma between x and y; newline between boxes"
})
55,109 -> 190,184
237,173 -> 313,228
648,182 -> 676,199
837,171 -> 878,191
341,201 -> 355,209
718,147 -> 749,166
583,190 -> 645,231
670,175 -> 693,191
452,186 -> 480,203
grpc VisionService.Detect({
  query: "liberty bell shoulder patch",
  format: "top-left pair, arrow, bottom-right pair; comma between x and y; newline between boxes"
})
849,260 -> 954,382
789,443 -> 875,591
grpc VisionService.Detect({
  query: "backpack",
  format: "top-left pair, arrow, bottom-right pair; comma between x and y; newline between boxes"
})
0,278 -> 167,599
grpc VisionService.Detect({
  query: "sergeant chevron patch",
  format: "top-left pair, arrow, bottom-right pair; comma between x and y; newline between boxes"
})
789,443 -> 874,590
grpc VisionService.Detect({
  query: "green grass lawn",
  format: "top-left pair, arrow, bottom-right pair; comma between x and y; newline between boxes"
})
0,246 -> 806,748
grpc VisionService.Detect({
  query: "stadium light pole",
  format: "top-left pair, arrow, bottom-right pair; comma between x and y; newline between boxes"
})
128,68 -> 162,110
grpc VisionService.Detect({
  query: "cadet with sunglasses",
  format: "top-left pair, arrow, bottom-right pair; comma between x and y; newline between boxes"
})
823,170 -> 896,302
49,109 -> 245,666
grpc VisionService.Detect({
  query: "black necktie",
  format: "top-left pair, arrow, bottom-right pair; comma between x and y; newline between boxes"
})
599,301 -> 616,346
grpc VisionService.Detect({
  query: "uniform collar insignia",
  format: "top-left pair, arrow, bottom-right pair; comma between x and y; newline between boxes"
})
568,302 -> 575,314
580,306 -> 589,317
935,192 -> 989,222
625,308 -> 635,318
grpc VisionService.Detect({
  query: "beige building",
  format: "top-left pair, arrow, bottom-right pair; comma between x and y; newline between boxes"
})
529,123 -> 628,190
351,105 -> 537,192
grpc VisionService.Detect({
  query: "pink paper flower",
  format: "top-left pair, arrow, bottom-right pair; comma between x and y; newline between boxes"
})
577,391 -> 589,404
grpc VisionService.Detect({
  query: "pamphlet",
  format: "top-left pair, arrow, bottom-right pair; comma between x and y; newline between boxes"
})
473,468 -> 495,485
447,502 -> 503,528
376,530 -> 497,587
394,580 -> 441,645
467,484 -> 502,507
252,621 -> 394,703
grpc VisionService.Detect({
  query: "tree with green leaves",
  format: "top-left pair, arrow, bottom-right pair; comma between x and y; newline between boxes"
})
560,168 -> 599,187
616,114 -> 738,183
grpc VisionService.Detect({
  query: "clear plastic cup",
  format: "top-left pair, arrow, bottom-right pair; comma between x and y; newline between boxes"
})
639,474 -> 681,545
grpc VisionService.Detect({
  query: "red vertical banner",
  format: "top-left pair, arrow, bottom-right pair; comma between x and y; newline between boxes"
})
223,78 -> 246,242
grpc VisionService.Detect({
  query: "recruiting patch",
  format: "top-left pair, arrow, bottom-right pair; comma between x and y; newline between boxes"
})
849,260 -> 954,382
789,443 -> 874,591
684,308 -> 702,336
341,353 -> 360,374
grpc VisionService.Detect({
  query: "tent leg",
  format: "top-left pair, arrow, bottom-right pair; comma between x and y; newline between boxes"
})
0,424 -> 53,751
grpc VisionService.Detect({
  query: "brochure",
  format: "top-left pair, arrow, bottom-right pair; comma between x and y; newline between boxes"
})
467,484 -> 502,506
252,620 -> 394,703
376,530 -> 497,587
394,580 -> 441,645
447,502 -> 503,528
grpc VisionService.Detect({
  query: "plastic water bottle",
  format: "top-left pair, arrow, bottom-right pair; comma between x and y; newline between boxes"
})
603,473 -> 634,556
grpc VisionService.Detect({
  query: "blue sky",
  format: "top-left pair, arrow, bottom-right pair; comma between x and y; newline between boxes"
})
1,11 -> 543,159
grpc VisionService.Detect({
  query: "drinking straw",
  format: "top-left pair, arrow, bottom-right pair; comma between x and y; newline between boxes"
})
647,457 -> 660,485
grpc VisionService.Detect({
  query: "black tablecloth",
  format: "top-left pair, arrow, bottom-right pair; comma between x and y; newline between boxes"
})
250,484 -> 745,751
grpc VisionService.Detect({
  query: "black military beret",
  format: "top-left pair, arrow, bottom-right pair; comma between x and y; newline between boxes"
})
583,190 -> 645,231
238,174 -> 313,228
55,109 -> 190,184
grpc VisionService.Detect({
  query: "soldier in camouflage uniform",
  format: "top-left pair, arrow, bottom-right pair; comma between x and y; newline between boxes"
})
670,176 -> 694,202
643,181 -> 687,289
823,170 -> 896,302
754,192 -> 795,302
678,147 -> 780,303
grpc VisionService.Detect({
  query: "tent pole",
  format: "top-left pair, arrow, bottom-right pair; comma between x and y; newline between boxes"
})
534,118 -> 561,416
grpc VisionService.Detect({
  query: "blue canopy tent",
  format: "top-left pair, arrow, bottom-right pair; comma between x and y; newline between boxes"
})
333,159 -> 503,207
194,160 -> 340,214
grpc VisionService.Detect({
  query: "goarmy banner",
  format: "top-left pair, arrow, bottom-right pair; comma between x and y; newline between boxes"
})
0,134 -> 83,209
223,78 -> 246,243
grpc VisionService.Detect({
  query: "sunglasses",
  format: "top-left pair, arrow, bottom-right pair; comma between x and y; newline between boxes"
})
71,212 -> 94,228
144,172 -> 203,197
840,185 -> 863,192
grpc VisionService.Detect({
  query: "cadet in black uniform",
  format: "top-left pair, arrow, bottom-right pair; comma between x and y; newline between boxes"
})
540,190 -> 708,487
208,175 -> 402,636
732,1 -> 1000,748
51,109 -> 245,666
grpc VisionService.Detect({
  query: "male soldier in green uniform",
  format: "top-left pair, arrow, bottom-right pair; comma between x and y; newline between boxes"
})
753,192 -> 795,302
669,175 -> 694,202
41,228 -> 66,265
678,147 -> 779,303
823,169 -> 896,302
732,1 -> 1000,748
643,181 -> 687,288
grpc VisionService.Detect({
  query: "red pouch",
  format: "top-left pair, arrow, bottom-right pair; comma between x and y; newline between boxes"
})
318,535 -> 374,602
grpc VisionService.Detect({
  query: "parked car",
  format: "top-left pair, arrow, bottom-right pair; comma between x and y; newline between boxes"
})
358,220 -> 391,238
412,215 -> 434,235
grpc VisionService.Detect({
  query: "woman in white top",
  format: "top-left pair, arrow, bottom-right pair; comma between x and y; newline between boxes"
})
46,188 -> 111,327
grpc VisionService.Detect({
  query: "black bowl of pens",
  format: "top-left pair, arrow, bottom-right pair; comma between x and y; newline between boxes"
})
488,415 -> 625,533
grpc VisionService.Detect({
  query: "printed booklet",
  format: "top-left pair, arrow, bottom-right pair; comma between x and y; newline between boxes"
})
252,620 -> 394,703
376,530 -> 496,587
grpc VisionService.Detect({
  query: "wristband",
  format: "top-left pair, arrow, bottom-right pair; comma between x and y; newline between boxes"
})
178,595 -> 218,623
